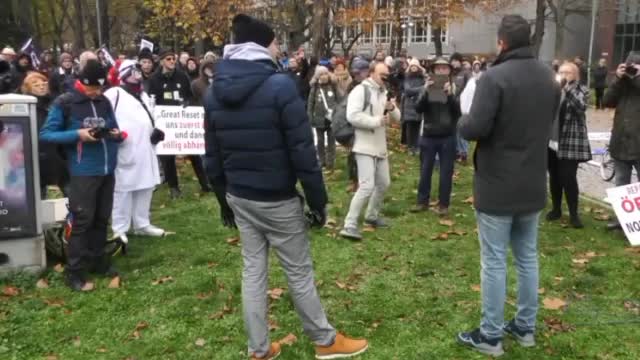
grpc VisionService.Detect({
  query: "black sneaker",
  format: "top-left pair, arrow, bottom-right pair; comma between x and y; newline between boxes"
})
169,188 -> 182,200
503,319 -> 535,347
545,209 -> 561,221
569,215 -> 584,229
457,328 -> 504,357
64,271 -> 95,292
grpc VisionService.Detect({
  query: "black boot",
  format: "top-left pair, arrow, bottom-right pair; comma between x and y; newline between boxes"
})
169,187 -> 182,200
545,209 -> 562,221
570,215 -> 584,229
91,257 -> 119,278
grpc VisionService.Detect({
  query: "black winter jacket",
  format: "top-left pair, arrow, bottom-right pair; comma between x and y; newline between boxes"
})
147,68 -> 193,106
604,75 -> 640,161
203,59 -> 327,212
415,88 -> 461,137
458,47 -> 560,215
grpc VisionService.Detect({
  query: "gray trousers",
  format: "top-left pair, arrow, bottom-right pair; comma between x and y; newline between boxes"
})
227,194 -> 336,357
344,154 -> 391,228
614,159 -> 640,186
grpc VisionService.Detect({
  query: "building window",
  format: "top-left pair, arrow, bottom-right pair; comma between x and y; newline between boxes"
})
375,22 -> 391,44
614,0 -> 640,64
376,0 -> 390,9
412,20 -> 428,43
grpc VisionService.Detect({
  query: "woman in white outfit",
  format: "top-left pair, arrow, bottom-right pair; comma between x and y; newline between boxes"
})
105,60 -> 165,251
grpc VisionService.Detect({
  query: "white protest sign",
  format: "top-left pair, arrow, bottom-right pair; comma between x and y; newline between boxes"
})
607,182 -> 640,246
153,106 -> 205,155
140,39 -> 154,53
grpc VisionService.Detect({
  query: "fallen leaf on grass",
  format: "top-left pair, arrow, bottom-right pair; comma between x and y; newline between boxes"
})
335,281 -> 357,291
544,317 -> 575,333
96,347 -> 108,353
108,276 -> 121,289
129,321 -> 149,340
196,292 -> 212,300
543,297 -> 567,310
53,264 -> 64,273
430,232 -> 449,241
362,226 -> 375,233
194,338 -> 206,347
572,258 -> 589,266
269,319 -> 280,331
208,305 -> 232,320
624,247 -> 640,255
268,288 -> 285,300
463,196 -> 474,204
470,284 -> 481,292
43,298 -> 65,307
623,300 -> 640,315
2,286 -> 19,297
151,276 -> 173,285
44,354 -> 59,360
207,262 -> 218,268
593,214 -> 611,221
439,219 -> 455,227
538,288 -> 546,295
72,336 -> 81,347
278,333 -> 298,346
226,236 -> 240,245
447,230 -> 467,236
554,276 -> 564,282
36,279 -> 49,289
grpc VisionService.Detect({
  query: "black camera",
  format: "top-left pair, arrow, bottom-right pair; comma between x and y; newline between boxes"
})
625,63 -> 638,77
89,127 -> 111,139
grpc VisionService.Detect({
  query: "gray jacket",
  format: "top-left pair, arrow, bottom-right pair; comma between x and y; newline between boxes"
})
458,47 -> 560,215
401,73 -> 426,122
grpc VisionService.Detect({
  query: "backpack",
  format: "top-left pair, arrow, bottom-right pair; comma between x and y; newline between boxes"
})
331,84 -> 371,146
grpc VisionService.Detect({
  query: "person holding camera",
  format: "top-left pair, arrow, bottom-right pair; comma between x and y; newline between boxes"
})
105,60 -> 165,250
40,59 -> 124,291
307,65 -> 339,170
340,62 -> 401,240
410,58 -> 460,216
546,62 -> 591,229
204,15 -> 368,359
604,52 -> 640,230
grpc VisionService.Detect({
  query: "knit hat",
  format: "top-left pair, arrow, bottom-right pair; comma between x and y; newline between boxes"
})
449,52 -> 464,63
79,59 -> 107,86
118,59 -> 138,80
138,48 -> 153,62
626,51 -> 640,65
406,58 -> 425,74
59,52 -> 73,63
350,57 -> 370,73
158,49 -> 175,60
231,14 -> 275,48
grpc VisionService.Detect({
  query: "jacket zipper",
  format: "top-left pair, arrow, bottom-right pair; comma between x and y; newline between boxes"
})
90,101 -> 109,175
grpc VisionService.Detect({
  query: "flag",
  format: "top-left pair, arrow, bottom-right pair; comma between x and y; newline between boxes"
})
20,38 -> 40,68
98,46 -> 116,66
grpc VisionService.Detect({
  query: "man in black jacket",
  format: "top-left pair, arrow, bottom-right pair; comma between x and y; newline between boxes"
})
410,58 -> 460,216
456,15 -> 560,357
592,58 -> 608,110
147,49 -> 210,199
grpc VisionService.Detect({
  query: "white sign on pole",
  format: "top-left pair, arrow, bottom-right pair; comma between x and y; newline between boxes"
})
140,39 -> 154,53
153,106 -> 205,155
607,182 -> 640,246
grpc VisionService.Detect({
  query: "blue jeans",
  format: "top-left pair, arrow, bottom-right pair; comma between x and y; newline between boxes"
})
417,136 -> 456,206
476,210 -> 541,339
456,131 -> 469,157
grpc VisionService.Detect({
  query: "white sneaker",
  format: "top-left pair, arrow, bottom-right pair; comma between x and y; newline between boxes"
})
134,225 -> 165,237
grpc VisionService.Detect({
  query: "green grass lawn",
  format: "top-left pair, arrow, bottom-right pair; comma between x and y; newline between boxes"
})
2,129 -> 640,360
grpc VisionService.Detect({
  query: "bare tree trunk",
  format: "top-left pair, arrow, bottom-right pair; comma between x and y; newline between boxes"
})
531,0 -> 546,58
389,0 -> 403,57
433,27 -> 443,57
554,9 -> 565,59
99,0 -> 110,47
72,0 -> 86,52
311,0 -> 329,59
32,2 -> 42,46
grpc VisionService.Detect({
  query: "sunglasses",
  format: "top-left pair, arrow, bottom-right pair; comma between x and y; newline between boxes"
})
164,57 -> 176,62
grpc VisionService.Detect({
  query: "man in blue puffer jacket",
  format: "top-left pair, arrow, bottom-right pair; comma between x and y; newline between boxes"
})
40,59 -> 123,292
203,14 -> 368,360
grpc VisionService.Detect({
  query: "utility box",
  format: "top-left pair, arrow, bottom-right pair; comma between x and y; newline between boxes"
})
0,94 -> 45,273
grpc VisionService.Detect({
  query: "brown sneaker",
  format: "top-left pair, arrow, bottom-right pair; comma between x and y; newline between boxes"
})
315,333 -> 368,359
434,206 -> 449,217
250,342 -> 281,360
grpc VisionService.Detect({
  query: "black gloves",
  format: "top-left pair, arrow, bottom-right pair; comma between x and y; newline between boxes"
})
150,128 -> 165,145
213,188 -> 236,229
306,207 -> 327,229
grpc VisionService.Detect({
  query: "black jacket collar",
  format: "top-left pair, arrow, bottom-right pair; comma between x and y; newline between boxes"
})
493,46 -> 534,67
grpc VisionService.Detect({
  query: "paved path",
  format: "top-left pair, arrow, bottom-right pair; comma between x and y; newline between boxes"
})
579,109 -> 615,203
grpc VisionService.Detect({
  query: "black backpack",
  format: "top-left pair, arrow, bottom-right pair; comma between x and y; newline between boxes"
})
331,85 -> 371,146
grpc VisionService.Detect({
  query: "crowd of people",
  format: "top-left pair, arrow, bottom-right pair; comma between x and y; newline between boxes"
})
2,10 -> 640,360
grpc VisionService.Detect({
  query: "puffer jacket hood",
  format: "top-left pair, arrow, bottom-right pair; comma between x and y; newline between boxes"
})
213,59 -> 277,106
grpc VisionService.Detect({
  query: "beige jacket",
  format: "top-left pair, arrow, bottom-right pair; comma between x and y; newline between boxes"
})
346,78 -> 401,158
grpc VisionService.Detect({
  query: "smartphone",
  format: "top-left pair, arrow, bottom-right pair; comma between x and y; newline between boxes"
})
430,74 -> 449,103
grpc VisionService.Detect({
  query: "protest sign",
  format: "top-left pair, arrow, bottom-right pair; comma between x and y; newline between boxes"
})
153,106 -> 205,155
607,182 -> 640,246
140,39 -> 154,53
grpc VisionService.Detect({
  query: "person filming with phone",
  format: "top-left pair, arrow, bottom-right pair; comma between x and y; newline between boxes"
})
604,52 -> 640,230
409,58 -> 460,216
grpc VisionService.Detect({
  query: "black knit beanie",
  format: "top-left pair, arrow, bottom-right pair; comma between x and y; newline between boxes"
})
232,14 -> 275,48
79,59 -> 107,86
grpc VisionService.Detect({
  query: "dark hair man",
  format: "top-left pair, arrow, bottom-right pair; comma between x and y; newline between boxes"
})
456,15 -> 560,356
203,14 -> 368,360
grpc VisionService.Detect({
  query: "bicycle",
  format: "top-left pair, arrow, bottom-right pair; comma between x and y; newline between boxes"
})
594,145 -> 615,182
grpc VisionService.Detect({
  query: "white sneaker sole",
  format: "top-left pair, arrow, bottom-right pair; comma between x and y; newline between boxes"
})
315,344 -> 369,359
